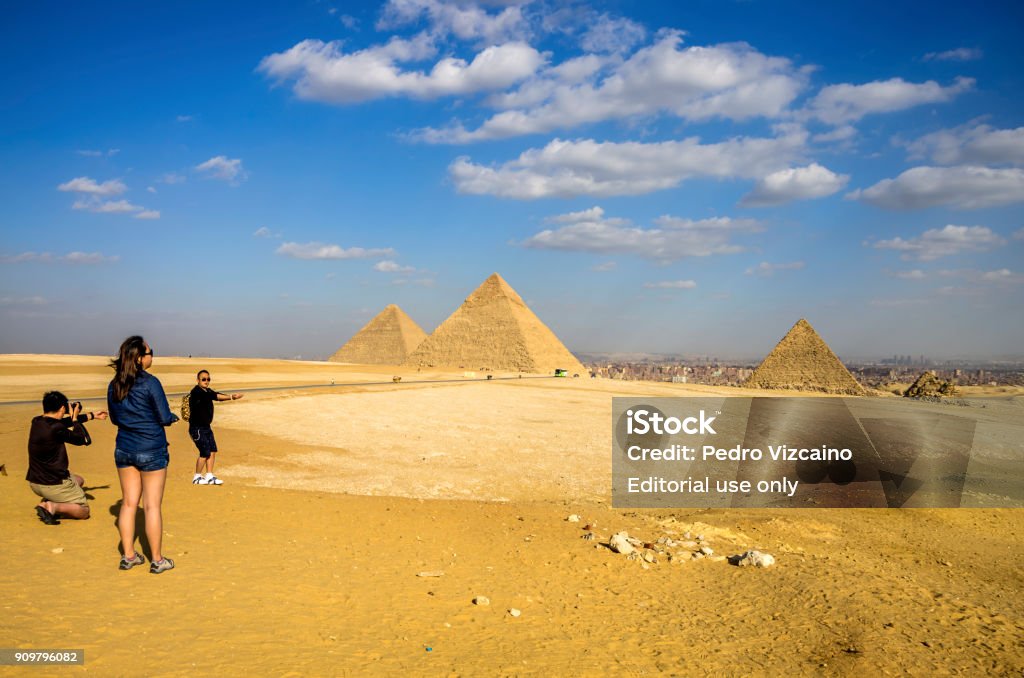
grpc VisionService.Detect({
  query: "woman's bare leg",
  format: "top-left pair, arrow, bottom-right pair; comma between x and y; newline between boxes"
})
117,467 -> 142,558
141,468 -> 167,562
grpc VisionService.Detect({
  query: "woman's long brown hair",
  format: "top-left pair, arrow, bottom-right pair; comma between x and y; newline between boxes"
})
109,335 -> 147,402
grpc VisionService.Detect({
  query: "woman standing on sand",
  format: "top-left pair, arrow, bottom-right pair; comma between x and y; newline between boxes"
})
107,335 -> 178,574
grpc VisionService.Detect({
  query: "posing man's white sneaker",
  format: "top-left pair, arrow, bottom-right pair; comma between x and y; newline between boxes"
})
192,474 -> 208,485
204,473 -> 223,485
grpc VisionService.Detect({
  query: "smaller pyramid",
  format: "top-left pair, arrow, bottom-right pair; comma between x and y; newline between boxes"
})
329,304 -> 427,365
745,319 -> 863,395
405,273 -> 586,374
903,371 -> 959,398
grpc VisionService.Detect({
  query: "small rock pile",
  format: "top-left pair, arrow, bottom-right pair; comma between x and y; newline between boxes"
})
903,371 -> 959,399
571,515 -> 776,570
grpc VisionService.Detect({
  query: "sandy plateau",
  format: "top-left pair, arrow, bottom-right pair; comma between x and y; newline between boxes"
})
0,355 -> 1021,675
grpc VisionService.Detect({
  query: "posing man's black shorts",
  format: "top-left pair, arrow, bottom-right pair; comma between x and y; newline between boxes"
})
189,426 -> 218,458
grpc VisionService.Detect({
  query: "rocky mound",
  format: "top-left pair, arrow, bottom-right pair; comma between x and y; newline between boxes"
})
903,371 -> 959,398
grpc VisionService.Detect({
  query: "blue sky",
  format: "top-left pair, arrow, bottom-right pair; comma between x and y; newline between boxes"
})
1,0 -> 1022,361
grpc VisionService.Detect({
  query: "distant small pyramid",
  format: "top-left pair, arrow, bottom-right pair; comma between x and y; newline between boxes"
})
405,273 -> 586,375
745,319 -> 863,394
329,304 -> 427,365
904,371 -> 959,398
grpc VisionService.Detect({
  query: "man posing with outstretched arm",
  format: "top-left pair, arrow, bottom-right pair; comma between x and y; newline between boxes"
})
188,370 -> 243,485
27,391 -> 108,524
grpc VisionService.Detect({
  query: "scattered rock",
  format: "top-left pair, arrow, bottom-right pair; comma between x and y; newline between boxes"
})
508,608 -> 521,617
566,514 -> 581,522
642,551 -> 657,564
609,532 -> 635,555
51,547 -> 63,554
581,533 -> 596,541
473,596 -> 490,606
417,571 -> 445,577
699,546 -> 714,556
730,550 -> 776,568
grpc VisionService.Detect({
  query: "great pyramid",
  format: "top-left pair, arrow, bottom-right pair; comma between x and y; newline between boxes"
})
405,273 -> 586,375
744,318 -> 864,394
329,304 -> 427,365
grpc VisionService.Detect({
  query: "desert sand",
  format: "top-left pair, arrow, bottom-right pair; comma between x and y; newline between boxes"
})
1,354 -> 1022,676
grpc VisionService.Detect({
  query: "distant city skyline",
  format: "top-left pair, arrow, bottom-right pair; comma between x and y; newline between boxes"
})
1,1 -> 1022,360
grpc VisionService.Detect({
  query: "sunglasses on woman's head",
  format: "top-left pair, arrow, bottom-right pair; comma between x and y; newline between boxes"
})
143,349 -> 154,356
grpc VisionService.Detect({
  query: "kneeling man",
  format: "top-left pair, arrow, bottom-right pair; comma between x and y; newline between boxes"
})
27,391 -> 107,524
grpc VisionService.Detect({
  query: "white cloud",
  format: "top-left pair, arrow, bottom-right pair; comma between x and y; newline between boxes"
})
812,125 -> 857,143
134,210 -> 160,220
923,47 -> 982,62
377,0 -> 530,45
72,198 -> 144,214
253,226 -> 274,238
276,242 -> 396,260
591,261 -> 616,272
0,251 -> 118,265
76,148 -> 119,157
159,172 -> 187,184
806,77 -> 973,125
176,115 -> 194,122
196,156 -> 247,184
259,37 -> 544,104
893,269 -> 926,279
373,260 -> 415,273
644,280 -> 697,289
902,122 -> 1024,166
523,209 -> 761,262
57,176 -> 126,196
419,33 -> 805,143
546,206 -> 610,224
451,130 -> 807,199
744,261 -> 805,276
740,163 -> 848,207
62,251 -> 120,264
848,166 -> 1024,209
1014,227 -> 1024,240
147,186 -> 156,193
981,268 -> 1024,284
579,14 -> 646,54
870,225 -> 1005,261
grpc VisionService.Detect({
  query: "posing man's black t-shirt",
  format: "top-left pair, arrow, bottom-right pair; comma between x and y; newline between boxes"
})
188,386 -> 222,429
